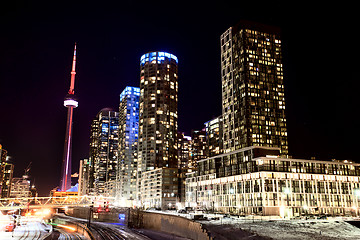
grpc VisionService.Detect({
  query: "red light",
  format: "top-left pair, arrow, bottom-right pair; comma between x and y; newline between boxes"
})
97,208 -> 102,213
105,208 -> 109,212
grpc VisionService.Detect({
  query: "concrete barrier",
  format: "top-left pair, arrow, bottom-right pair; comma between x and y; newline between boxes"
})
68,207 -> 212,240
70,207 -> 128,225
141,212 -> 212,240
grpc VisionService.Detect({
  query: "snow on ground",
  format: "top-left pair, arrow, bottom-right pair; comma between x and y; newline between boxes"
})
200,218 -> 360,240
146,210 -> 360,240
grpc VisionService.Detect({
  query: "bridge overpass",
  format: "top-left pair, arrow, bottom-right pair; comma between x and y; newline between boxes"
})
0,195 -> 115,210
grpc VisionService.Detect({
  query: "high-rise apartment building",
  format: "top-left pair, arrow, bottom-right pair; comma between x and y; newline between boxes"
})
204,116 -> 223,157
118,86 -> 140,203
185,21 -> 360,218
191,130 -> 207,165
138,51 -> 179,209
177,132 -> 192,169
221,20 -> 288,154
138,51 -> 178,172
0,145 -> 13,198
90,109 -> 119,195
78,158 -> 90,196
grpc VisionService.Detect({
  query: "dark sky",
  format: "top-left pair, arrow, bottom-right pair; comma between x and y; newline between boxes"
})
0,2 -> 357,196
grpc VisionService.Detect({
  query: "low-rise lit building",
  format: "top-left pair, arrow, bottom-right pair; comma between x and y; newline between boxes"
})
140,167 -> 179,209
10,176 -> 31,198
186,146 -> 360,217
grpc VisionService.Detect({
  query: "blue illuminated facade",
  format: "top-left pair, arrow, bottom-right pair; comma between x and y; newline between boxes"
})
120,86 -> 140,101
118,86 -> 140,201
140,51 -> 178,65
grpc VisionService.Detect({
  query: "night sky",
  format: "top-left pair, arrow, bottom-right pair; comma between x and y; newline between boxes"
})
0,2 -> 357,196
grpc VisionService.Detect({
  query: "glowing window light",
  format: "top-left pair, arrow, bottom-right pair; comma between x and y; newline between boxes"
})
120,86 -> 140,101
170,54 -> 178,62
140,51 -> 178,65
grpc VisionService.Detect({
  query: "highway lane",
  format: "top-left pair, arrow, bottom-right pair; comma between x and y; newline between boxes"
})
0,216 -> 87,240
0,221 -> 48,239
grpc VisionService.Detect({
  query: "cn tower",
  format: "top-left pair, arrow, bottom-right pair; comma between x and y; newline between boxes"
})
60,43 -> 78,191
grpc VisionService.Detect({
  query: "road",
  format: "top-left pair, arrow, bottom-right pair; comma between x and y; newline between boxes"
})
0,217 -> 86,240
0,213 -> 189,240
0,220 -> 50,239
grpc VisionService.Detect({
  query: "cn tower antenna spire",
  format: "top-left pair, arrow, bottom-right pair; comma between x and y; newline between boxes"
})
60,43 -> 79,191
68,42 -> 77,95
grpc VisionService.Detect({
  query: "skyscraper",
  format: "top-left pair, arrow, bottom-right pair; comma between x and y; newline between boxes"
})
78,158 -> 90,196
60,43 -> 78,191
191,129 -> 207,165
118,86 -> 140,202
204,115 -> 223,157
220,21 -> 288,155
177,132 -> 192,169
0,145 -> 14,198
138,51 -> 179,209
138,51 -> 178,172
90,109 -> 119,195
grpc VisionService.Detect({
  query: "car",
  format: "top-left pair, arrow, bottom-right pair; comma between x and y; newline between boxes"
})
5,223 -> 15,232
177,209 -> 187,213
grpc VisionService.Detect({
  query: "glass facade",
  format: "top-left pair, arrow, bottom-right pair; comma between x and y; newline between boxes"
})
90,109 -> 119,195
118,86 -> 140,201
